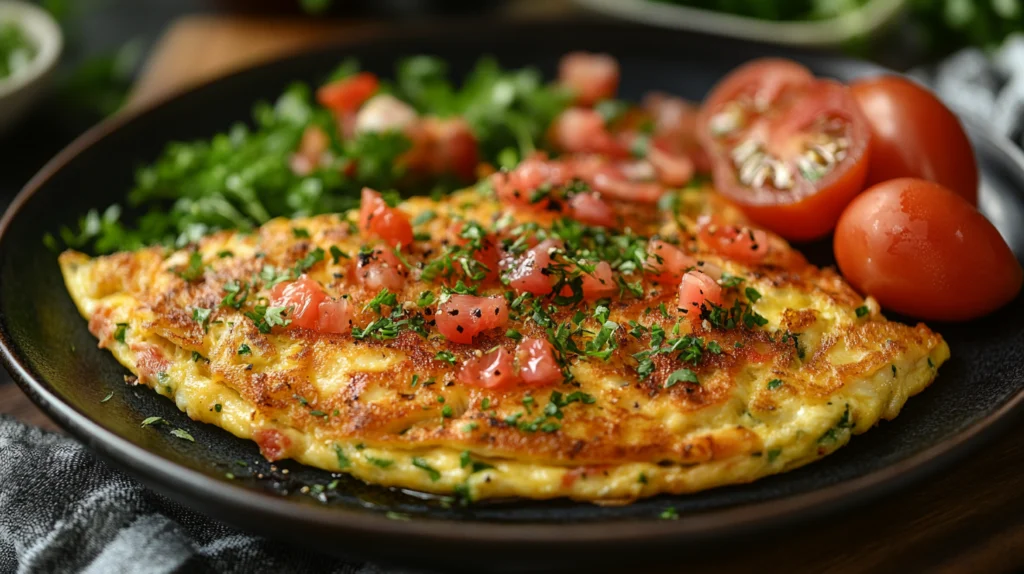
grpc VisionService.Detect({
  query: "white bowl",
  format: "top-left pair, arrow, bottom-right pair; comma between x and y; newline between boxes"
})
0,1 -> 62,135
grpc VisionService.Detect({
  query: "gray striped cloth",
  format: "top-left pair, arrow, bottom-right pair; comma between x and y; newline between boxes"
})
0,416 -> 410,574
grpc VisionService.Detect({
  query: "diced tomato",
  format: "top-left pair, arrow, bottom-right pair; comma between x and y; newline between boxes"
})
589,172 -> 664,203
129,342 -> 170,384
643,92 -> 712,173
570,156 -> 665,203
270,275 -> 328,331
508,239 -> 562,296
359,188 -> 414,248
549,108 -> 627,157
457,348 -> 518,389
647,147 -> 694,188
290,125 -> 331,176
516,337 -> 563,387
354,93 -> 418,135
253,428 -> 292,461
492,156 -> 572,209
697,218 -> 769,265
317,72 -> 379,114
646,239 -> 697,285
568,192 -> 617,228
678,270 -> 723,318
436,294 -> 509,344
581,261 -> 617,300
317,298 -> 354,334
454,222 -> 501,283
355,246 -> 408,292
407,117 -> 480,181
88,307 -> 116,348
558,52 -> 620,107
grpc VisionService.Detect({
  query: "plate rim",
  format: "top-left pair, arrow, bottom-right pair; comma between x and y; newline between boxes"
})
2,20 -> 1024,548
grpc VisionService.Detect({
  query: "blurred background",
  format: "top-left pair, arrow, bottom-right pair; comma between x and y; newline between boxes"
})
0,0 -> 1022,210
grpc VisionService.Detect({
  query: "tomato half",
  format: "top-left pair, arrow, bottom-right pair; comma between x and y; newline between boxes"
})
834,178 -> 1022,321
558,52 -> 620,107
704,77 -> 871,241
850,75 -> 979,205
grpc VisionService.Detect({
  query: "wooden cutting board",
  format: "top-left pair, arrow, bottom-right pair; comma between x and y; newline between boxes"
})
5,13 -> 1024,573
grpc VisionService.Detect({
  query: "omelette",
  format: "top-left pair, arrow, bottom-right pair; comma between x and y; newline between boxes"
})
59,179 -> 948,504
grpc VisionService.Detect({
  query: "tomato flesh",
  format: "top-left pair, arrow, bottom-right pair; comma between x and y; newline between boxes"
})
549,108 -> 628,157
405,117 -> 480,181
646,239 -> 696,285
850,76 -> 978,205
355,246 -> 408,292
517,337 -> 563,387
580,261 -> 617,300
508,239 -> 562,296
317,72 -> 379,114
359,188 -> 414,247
678,270 -> 723,318
569,192 -> 617,228
317,299 -> 354,334
458,348 -> 518,389
270,275 -> 328,330
834,178 -> 1022,321
697,218 -> 770,265
700,60 -> 871,241
436,294 -> 510,344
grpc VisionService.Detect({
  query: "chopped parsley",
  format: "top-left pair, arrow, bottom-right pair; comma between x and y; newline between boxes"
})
220,280 -> 250,309
329,245 -> 348,263
366,456 -> 394,468
113,323 -> 128,344
244,305 -> 291,333
192,308 -> 212,332
364,288 -> 397,314
818,404 -> 854,444
664,368 -> 699,388
175,252 -> 205,281
744,287 -> 762,303
412,457 -> 441,481
214,404 -> 222,412
660,507 -> 679,520
416,291 -> 436,307
101,391 -> 114,403
767,378 -> 784,390
719,273 -> 744,288
237,343 -> 252,355
855,305 -> 869,318
334,444 -> 351,468
767,448 -> 782,463
412,210 -> 436,225
170,428 -> 195,442
140,416 -> 165,428
292,246 -> 325,275
435,350 -> 457,365
292,227 -> 310,238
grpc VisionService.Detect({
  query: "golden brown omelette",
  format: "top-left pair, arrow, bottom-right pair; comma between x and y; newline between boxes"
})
59,178 -> 948,503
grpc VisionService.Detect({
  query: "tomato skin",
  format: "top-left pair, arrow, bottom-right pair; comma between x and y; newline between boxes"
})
359,188 -> 414,248
549,108 -> 628,157
834,178 -> 1022,321
517,337 -> 563,387
436,295 -> 510,344
458,348 -> 519,389
851,76 -> 978,205
678,270 -> 723,318
558,52 -> 620,107
270,275 -> 329,330
317,72 -> 379,114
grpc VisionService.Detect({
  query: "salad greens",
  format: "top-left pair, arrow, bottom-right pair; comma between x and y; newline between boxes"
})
58,56 -> 572,254
0,20 -> 37,80
649,0 -> 869,22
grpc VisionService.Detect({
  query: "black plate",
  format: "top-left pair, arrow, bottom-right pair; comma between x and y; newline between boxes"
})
2,21 -> 1024,572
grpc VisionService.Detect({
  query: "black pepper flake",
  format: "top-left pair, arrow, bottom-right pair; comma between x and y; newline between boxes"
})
471,308 -> 483,318
456,326 -> 464,333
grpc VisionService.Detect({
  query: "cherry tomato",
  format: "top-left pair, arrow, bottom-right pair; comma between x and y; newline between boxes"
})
436,294 -> 510,344
270,275 -> 328,330
355,246 -> 408,292
317,299 -> 354,334
458,348 -> 518,389
405,117 -> 480,181
359,188 -> 414,248
517,337 -> 563,387
834,178 -> 1022,321
677,270 -> 723,318
558,52 -> 620,107
317,72 -> 379,114
699,60 -> 871,241
851,76 -> 978,205
697,218 -> 769,265
508,239 -> 562,296
645,239 -> 696,285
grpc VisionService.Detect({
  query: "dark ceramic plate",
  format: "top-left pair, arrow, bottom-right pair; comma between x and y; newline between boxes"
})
2,21 -> 1023,573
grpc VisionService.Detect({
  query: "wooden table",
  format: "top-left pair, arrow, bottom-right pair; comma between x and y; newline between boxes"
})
4,13 -> 1024,573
